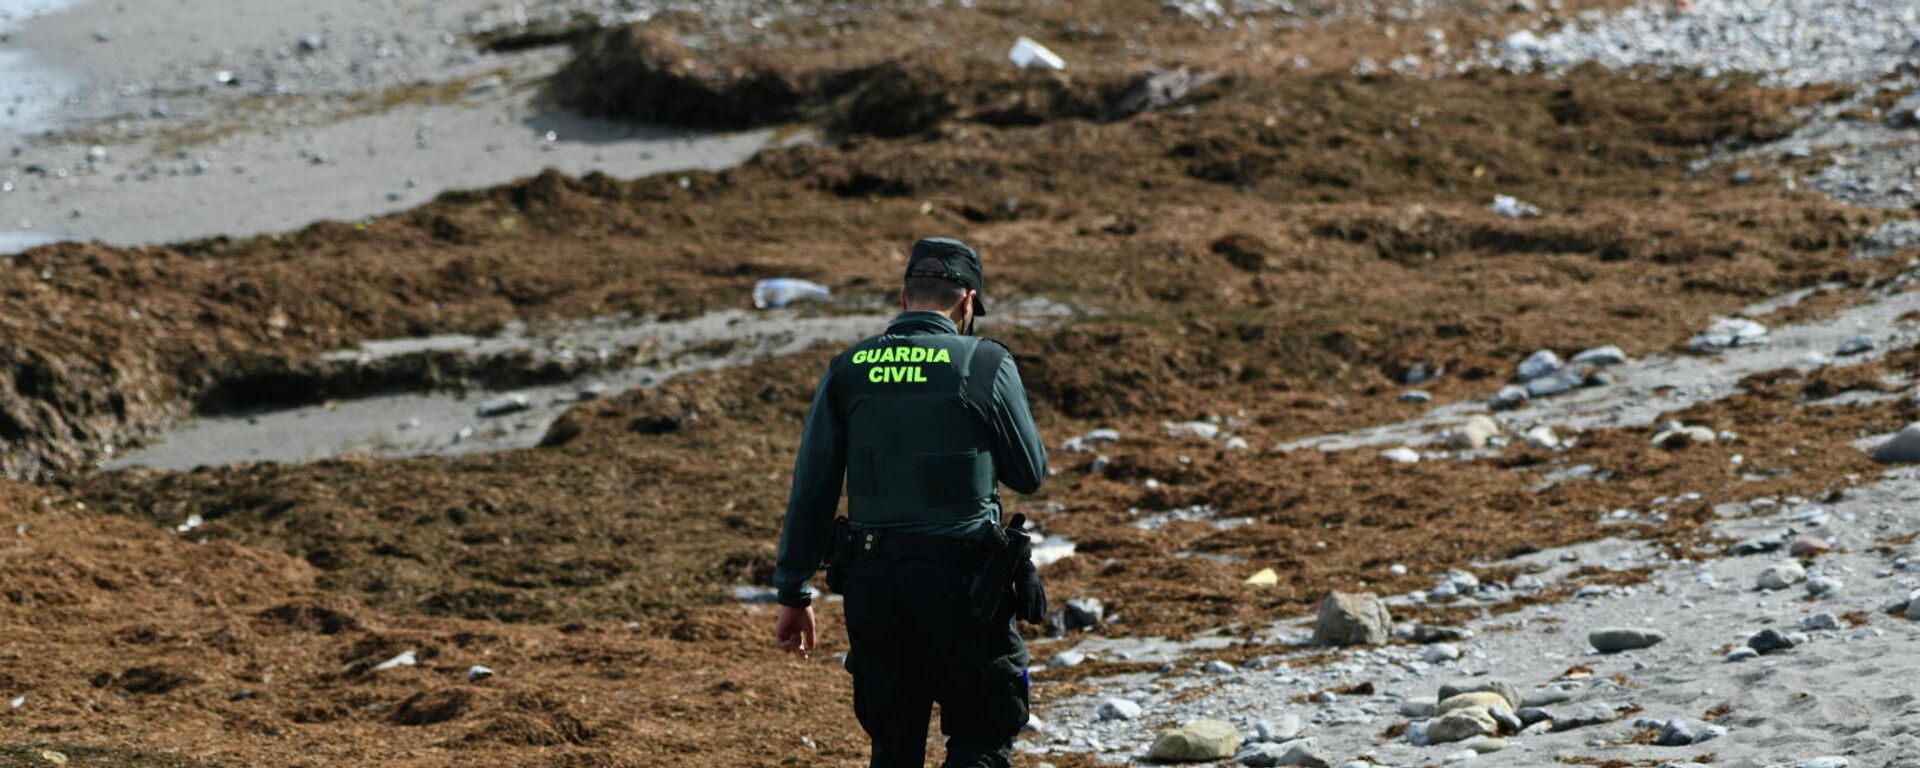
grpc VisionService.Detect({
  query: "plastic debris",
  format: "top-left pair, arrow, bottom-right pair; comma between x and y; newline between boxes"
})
372,650 -> 418,671
1008,37 -> 1067,70
175,513 -> 204,533
1244,568 -> 1279,586
467,665 -> 495,682
8,695 -> 23,709
752,278 -> 832,309
476,393 -> 532,417
1491,194 -> 1542,219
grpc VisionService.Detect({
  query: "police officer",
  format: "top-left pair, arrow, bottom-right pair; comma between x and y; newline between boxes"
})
771,237 -> 1048,768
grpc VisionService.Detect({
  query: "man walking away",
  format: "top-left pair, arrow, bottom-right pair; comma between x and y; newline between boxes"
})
770,237 -> 1049,767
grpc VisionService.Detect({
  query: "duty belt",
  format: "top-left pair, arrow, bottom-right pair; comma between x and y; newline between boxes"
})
854,528 -> 987,567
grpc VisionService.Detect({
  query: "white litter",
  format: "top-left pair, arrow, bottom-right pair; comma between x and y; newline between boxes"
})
1008,37 -> 1067,70
175,513 -> 204,533
752,278 -> 832,309
372,650 -> 418,671
467,665 -> 495,682
1492,194 -> 1542,219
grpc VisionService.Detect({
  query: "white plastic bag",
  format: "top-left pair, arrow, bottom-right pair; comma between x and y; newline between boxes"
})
1008,37 -> 1066,70
752,278 -> 832,309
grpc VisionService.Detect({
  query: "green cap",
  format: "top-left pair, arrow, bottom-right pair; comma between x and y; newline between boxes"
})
905,237 -> 987,315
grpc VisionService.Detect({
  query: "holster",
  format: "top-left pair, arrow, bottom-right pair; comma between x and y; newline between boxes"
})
967,514 -> 1048,624
823,517 -> 855,594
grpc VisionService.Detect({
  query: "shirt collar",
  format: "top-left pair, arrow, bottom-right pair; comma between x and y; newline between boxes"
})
888,310 -> 959,335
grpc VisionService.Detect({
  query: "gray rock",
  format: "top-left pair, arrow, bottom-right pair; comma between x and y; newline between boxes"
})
1522,425 -> 1560,449
1747,628 -> 1797,654
1872,423 -> 1920,464
1150,719 -> 1241,762
1438,679 -> 1521,711
1725,647 -> 1759,662
1064,598 -> 1105,631
1908,596 -> 1920,621
1516,707 -> 1551,727
1800,613 -> 1841,631
1547,704 -> 1619,731
1423,643 -> 1462,663
1655,717 -> 1725,746
1405,363 -> 1440,385
1835,334 -> 1874,356
1798,759 -> 1849,768
1571,345 -> 1628,366
1520,689 -> 1573,708
1049,650 -> 1086,668
1689,317 -> 1768,353
1525,367 -> 1587,398
1757,561 -> 1807,590
1398,390 -> 1433,404
476,393 -> 532,417
466,665 -> 494,682
1589,627 -> 1667,653
1254,714 -> 1305,742
1406,624 -> 1473,644
1400,699 -> 1438,718
1427,708 -> 1498,744
1727,529 -> 1790,556
1237,738 -> 1329,768
1806,576 -> 1843,597
1509,344 -> 1565,376
1489,385 -> 1530,411
1097,697 -> 1142,721
1312,592 -> 1392,646
1446,415 -> 1502,450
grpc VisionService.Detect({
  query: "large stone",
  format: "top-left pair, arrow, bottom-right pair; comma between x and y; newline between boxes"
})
1757,561 -> 1807,590
1150,719 -> 1242,762
1516,349 -> 1563,382
1547,704 -> 1619,731
1438,680 -> 1521,711
1311,592 -> 1391,646
1589,627 -> 1667,653
1437,692 -> 1511,717
1426,708 -> 1498,744
1873,423 -> 1920,464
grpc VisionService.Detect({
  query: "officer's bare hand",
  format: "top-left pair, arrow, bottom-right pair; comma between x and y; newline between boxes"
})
774,605 -> 816,659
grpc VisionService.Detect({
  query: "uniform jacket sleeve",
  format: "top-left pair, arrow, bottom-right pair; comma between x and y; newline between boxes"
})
772,361 -> 846,608
986,351 -> 1047,495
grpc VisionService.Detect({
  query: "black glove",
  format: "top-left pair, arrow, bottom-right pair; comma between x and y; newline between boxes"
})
1013,558 -> 1048,625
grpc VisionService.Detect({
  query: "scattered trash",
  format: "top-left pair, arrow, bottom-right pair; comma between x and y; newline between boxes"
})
467,665 -> 495,682
175,513 -> 204,533
752,278 -> 832,309
1381,447 -> 1421,464
1007,37 -> 1067,70
372,650 -> 418,671
1244,567 -> 1279,586
1491,194 -> 1542,219
7,695 -> 23,709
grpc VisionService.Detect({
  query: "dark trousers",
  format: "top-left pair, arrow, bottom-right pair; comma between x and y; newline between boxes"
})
843,552 -> 1029,768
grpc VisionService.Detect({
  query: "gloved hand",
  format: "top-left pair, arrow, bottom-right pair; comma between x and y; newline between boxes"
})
1013,558 -> 1048,624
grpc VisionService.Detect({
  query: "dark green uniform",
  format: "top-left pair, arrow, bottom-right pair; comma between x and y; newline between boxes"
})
773,310 -> 1047,768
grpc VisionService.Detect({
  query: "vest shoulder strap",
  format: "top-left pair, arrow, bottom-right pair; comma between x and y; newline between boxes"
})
960,338 -> 1010,417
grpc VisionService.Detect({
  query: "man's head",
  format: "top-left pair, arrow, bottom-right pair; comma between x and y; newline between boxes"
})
900,237 -> 986,332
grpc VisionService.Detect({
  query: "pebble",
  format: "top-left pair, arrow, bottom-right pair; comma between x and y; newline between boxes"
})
1381,447 -> 1421,464
1427,707 -> 1498,743
1439,679 -> 1520,711
1800,613 -> 1841,631
1049,650 -> 1087,668
1522,425 -> 1559,450
1423,643 -> 1462,663
1525,367 -> 1587,398
1516,349 -> 1563,382
1805,576 -> 1843,597
1203,659 -> 1236,674
1747,628 -> 1797,655
1097,697 -> 1143,721
1570,345 -> 1628,366
1757,561 -> 1807,590
1589,626 -> 1667,653
1488,385 -> 1530,411
476,393 -> 532,417
1872,423 -> 1920,464
1725,646 -> 1759,662
1547,704 -> 1619,731
1398,390 -> 1433,403
1728,529 -> 1790,555
1655,717 -> 1726,746
1236,738 -> 1327,768
1788,537 -> 1831,557
1253,714 -> 1305,742
1835,334 -> 1874,356
1799,759 -> 1849,768
1688,317 -> 1768,353
1447,415 -> 1503,450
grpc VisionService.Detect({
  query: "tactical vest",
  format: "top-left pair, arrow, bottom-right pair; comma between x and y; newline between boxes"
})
829,332 -> 1009,524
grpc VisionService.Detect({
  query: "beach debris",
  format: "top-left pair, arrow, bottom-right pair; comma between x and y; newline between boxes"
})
372,650 -> 418,671
1007,37 -> 1066,70
751,278 -> 832,309
467,665 -> 495,682
1491,194 -> 1542,219
175,513 -> 204,533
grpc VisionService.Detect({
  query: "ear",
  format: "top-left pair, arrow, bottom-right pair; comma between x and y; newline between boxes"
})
899,287 -> 909,310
